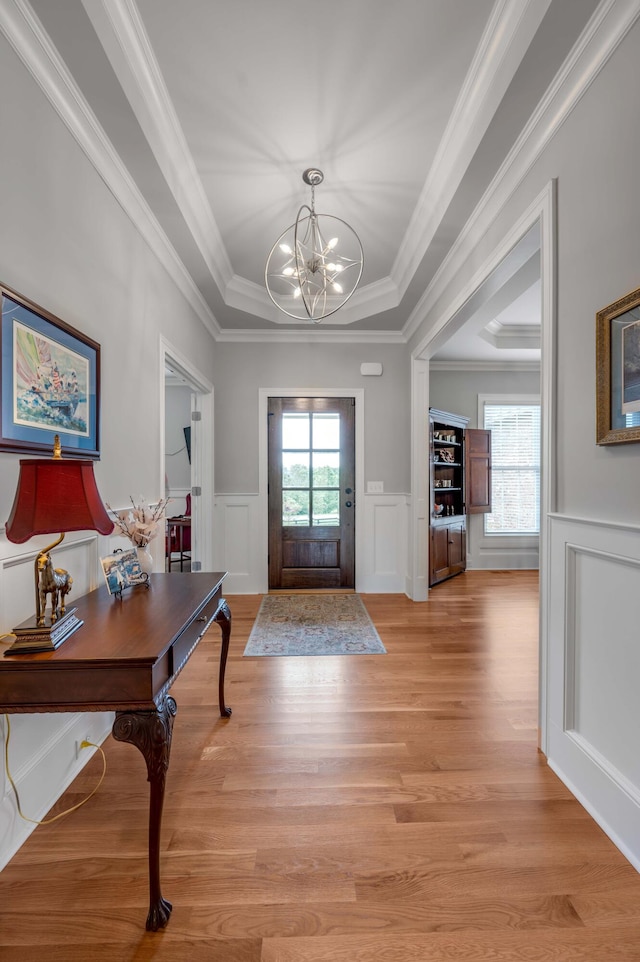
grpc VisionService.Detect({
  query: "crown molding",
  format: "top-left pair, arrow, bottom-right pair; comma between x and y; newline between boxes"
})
430,358 -> 540,372
479,319 -> 541,349
224,271 -> 402,327
0,0 -> 222,340
5,0 -> 637,349
213,327 -> 406,345
84,0 -> 548,321
81,0 -> 233,294
393,0 -> 552,299
405,0 -> 640,343
82,0 -> 404,327
27,0 -> 555,328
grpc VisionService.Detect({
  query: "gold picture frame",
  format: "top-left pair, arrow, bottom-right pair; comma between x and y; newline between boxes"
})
596,285 -> 640,445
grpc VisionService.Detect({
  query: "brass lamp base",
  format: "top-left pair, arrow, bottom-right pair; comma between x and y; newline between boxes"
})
4,608 -> 83,655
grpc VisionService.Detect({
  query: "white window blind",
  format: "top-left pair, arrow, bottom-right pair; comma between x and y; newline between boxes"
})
483,403 -> 540,534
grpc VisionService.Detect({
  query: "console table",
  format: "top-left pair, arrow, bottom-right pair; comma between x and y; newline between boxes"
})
0,571 -> 231,931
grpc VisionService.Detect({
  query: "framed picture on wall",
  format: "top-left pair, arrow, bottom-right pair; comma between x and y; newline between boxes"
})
0,283 -> 100,458
596,285 -> 640,445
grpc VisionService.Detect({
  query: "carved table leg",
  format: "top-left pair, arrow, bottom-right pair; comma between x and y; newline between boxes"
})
213,598 -> 232,717
112,695 -> 177,931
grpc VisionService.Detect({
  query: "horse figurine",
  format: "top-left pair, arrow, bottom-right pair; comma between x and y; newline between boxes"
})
37,553 -> 73,626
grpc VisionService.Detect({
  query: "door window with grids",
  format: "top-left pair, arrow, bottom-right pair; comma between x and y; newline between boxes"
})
282,412 -> 340,526
481,398 -> 541,535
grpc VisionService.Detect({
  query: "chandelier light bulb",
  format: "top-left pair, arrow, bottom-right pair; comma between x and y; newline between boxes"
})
265,168 -> 364,322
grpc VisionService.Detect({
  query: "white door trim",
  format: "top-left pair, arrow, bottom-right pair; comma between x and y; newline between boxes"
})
258,388 -> 365,594
159,335 -> 214,572
410,179 -> 556,754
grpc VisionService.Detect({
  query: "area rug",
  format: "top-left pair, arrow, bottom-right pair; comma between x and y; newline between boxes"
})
243,593 -> 387,656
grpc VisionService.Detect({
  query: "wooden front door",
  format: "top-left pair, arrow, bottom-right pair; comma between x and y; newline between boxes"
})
268,397 -> 355,589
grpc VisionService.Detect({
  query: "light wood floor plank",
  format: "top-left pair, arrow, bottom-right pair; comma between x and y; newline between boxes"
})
2,571 -> 640,960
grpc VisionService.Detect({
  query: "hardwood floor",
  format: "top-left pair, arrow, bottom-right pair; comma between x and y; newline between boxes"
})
2,570 -> 640,960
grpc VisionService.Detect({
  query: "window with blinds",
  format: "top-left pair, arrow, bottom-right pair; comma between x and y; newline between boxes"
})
483,402 -> 541,534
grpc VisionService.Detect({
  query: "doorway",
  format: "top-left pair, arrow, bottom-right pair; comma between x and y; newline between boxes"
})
160,336 -> 214,573
410,181 -> 555,754
164,368 -> 193,571
268,396 -> 355,589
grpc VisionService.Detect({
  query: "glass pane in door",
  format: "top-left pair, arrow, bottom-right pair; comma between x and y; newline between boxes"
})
282,413 -> 309,449
282,451 -> 309,487
312,413 -> 340,448
312,450 -> 339,525
283,489 -> 309,525
313,489 -> 339,525
281,412 -> 341,527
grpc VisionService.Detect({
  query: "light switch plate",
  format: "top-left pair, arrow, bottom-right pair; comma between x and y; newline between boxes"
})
367,481 -> 384,493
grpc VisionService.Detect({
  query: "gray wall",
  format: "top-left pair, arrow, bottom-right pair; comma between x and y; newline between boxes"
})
0,30 -> 216,529
0,27 -> 219,870
429,369 -> 541,426
212,341 -> 411,494
412,18 -> 640,523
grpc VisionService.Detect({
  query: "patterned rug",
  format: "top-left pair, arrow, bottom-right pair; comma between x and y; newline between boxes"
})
243,593 -> 387,656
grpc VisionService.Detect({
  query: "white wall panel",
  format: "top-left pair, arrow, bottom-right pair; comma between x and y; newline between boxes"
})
213,495 -> 262,593
566,545 -> 640,789
547,514 -> 640,871
469,513 -> 539,570
359,495 -> 408,594
213,492 -> 408,595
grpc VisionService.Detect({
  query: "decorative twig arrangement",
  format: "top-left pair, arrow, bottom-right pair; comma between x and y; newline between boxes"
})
106,496 -> 171,548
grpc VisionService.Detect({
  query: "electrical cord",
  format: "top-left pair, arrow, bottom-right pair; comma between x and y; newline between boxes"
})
3,713 -> 106,825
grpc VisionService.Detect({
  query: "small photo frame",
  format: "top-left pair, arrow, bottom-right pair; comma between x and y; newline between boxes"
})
101,549 -> 148,595
596,285 -> 640,444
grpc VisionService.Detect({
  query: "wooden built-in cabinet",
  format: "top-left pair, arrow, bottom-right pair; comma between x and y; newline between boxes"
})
429,408 -> 491,586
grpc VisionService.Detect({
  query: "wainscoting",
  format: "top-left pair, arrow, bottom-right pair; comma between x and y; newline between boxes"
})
213,492 -> 409,594
467,515 -> 539,570
213,493 -> 539,595
546,513 -> 640,872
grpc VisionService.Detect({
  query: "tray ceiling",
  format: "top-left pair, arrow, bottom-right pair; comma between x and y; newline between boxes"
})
20,0 -> 600,354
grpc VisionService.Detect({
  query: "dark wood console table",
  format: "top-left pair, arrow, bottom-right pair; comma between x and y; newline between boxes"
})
0,571 -> 231,931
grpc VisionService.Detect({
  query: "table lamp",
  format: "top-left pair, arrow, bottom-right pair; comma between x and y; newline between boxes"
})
4,435 -> 114,654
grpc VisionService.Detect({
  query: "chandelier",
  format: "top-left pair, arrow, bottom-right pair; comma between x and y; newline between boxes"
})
265,168 -> 364,323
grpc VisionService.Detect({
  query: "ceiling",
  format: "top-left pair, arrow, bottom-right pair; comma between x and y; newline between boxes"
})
24,0 -> 600,358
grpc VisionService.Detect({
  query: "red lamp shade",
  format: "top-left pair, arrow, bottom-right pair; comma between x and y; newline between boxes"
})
5,458 -> 114,543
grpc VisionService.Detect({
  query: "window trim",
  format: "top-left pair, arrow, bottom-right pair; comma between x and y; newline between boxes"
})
478,394 -> 541,539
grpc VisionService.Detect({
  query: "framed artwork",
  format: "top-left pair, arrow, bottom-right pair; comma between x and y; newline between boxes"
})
596,285 -> 640,445
0,283 -> 100,458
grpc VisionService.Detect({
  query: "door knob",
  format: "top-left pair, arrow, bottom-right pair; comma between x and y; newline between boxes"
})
345,501 -> 352,507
